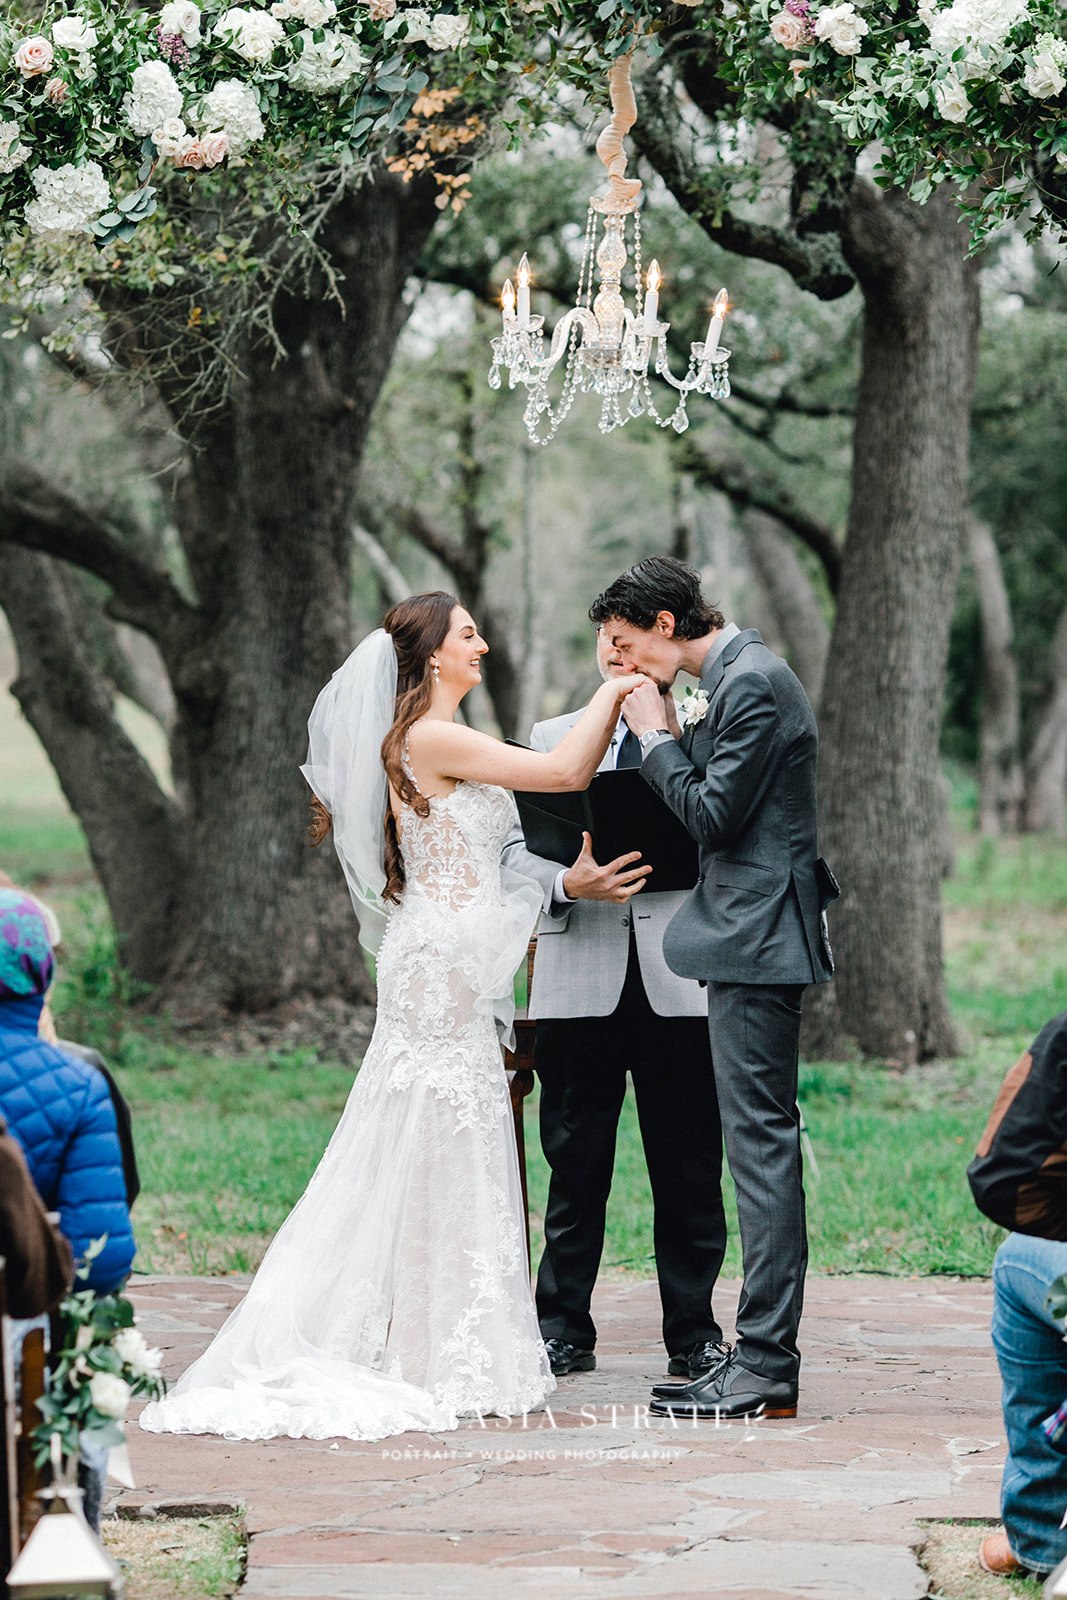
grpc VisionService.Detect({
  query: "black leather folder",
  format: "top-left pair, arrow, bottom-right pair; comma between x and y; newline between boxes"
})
513,765 -> 699,892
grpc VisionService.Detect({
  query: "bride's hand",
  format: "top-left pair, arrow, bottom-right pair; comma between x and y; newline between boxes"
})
602,673 -> 653,701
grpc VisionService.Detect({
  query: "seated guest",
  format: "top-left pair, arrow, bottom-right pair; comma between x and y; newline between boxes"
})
969,1010 -> 1067,1579
0,1115 -> 73,1318
0,890 -> 135,1293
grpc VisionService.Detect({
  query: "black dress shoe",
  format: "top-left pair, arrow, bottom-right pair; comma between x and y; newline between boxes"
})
649,1354 -> 797,1420
665,1340 -> 731,1380
544,1338 -> 596,1376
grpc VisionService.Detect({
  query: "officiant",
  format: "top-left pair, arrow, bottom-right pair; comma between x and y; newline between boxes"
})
502,629 -> 727,1380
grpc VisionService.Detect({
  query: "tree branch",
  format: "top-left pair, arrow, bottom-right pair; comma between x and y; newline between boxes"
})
0,458 -> 201,652
633,74 -> 854,301
676,437 -> 842,591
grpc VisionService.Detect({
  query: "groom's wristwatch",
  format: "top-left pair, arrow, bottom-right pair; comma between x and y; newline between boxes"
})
638,727 -> 672,752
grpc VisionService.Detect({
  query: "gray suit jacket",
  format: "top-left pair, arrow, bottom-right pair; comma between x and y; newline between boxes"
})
641,630 -> 834,987
500,709 -> 707,1020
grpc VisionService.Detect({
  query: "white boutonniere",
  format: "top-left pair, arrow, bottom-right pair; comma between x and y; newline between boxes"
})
680,687 -> 710,728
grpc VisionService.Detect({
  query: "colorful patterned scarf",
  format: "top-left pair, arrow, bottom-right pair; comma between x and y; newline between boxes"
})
0,890 -> 55,999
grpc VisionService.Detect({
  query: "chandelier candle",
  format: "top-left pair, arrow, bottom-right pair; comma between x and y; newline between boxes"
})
488,52 -> 734,445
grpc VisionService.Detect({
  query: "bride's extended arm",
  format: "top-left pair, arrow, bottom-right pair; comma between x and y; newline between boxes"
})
409,676 -> 648,794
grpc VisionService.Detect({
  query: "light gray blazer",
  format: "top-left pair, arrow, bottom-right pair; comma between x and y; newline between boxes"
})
500,708 -> 707,1020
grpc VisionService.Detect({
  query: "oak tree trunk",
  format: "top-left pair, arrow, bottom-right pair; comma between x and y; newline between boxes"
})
1023,603 -> 1067,834
0,171 -> 442,1019
807,186 -> 980,1062
968,516 -> 1023,834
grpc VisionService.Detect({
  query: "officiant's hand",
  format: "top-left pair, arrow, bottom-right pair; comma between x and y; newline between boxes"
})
562,832 -> 652,903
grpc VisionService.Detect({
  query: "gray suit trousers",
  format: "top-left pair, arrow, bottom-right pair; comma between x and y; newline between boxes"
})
708,981 -> 808,1383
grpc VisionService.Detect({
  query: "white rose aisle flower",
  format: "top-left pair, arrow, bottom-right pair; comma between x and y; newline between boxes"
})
31,1253 -> 165,1477
812,3 -> 869,56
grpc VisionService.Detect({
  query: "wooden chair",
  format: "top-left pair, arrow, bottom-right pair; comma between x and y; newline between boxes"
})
0,1260 -> 18,1583
504,937 -> 538,1271
0,1264 -> 49,1584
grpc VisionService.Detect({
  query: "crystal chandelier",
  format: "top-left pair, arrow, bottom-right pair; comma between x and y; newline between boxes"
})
488,52 -> 732,446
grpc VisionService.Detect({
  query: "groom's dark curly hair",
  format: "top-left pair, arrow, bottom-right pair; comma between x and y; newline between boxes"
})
588,556 -> 725,640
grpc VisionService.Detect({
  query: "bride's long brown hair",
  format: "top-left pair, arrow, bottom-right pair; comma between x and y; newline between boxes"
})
307,591 -> 459,905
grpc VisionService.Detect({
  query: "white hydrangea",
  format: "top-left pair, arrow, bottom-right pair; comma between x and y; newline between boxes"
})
272,0 -> 337,23
287,28 -> 363,90
123,60 -> 184,136
392,7 -> 431,40
812,2 -> 868,55
158,1 -> 202,45
23,160 -> 111,235
194,79 -> 265,151
52,14 -> 98,51
0,122 -> 31,175
934,69 -> 972,120
214,5 -> 285,63
923,0 -> 1029,77
423,12 -> 470,49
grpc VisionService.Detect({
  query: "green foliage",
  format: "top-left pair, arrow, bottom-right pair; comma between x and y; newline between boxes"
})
32,1257 -> 164,1467
51,900 -> 154,1063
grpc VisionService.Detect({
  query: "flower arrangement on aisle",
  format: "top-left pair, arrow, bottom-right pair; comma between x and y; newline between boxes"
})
30,1248 -> 165,1471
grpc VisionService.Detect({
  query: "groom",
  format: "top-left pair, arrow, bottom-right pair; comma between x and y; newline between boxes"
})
589,555 -> 836,1421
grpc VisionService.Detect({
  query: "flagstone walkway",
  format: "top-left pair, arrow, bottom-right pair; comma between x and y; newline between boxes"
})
124,1274 -> 1003,1600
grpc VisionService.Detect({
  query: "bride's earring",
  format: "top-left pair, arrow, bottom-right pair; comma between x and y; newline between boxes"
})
431,661 -> 440,683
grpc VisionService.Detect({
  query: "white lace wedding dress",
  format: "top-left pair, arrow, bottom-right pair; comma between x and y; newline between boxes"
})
140,767 -> 553,1442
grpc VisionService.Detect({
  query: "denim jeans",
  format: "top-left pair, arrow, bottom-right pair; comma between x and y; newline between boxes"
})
992,1233 -> 1067,1575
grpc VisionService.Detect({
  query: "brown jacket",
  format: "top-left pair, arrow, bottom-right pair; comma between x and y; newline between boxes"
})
0,1126 -> 73,1318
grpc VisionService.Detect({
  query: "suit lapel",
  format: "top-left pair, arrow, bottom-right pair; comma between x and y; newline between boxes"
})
700,629 -> 762,701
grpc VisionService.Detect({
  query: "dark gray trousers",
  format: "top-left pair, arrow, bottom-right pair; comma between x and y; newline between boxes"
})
707,981 -> 808,1383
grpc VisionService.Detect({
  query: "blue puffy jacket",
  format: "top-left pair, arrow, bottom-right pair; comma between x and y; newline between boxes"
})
0,996 -> 136,1292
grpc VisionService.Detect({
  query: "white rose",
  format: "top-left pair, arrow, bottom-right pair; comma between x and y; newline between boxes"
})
0,122 -> 31,175
113,1327 -> 163,1378
24,159 -> 111,235
934,70 -> 971,120
812,2 -> 868,54
14,36 -> 55,77
1023,51 -> 1066,98
423,12 -> 470,49
152,115 -> 188,155
159,1 -> 202,44
214,5 -> 285,62
88,1371 -> 130,1419
296,0 -> 338,24
770,11 -> 811,49
51,15 -> 98,52
195,79 -> 265,151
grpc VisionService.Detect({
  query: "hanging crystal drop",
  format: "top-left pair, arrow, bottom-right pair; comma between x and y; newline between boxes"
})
487,364 -> 501,391
628,393 -> 644,418
671,406 -> 688,433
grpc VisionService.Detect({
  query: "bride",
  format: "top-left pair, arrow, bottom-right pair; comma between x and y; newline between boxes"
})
141,591 -> 645,1442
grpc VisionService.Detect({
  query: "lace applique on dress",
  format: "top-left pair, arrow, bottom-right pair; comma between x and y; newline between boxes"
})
140,732 -> 551,1443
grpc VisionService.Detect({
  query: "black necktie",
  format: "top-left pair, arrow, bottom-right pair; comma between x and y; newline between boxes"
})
616,728 -> 641,769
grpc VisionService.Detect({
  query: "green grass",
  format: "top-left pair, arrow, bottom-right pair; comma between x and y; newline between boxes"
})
2,686 -> 1065,1281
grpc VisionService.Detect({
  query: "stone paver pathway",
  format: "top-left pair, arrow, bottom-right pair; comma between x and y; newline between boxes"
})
125,1275 -> 1003,1599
